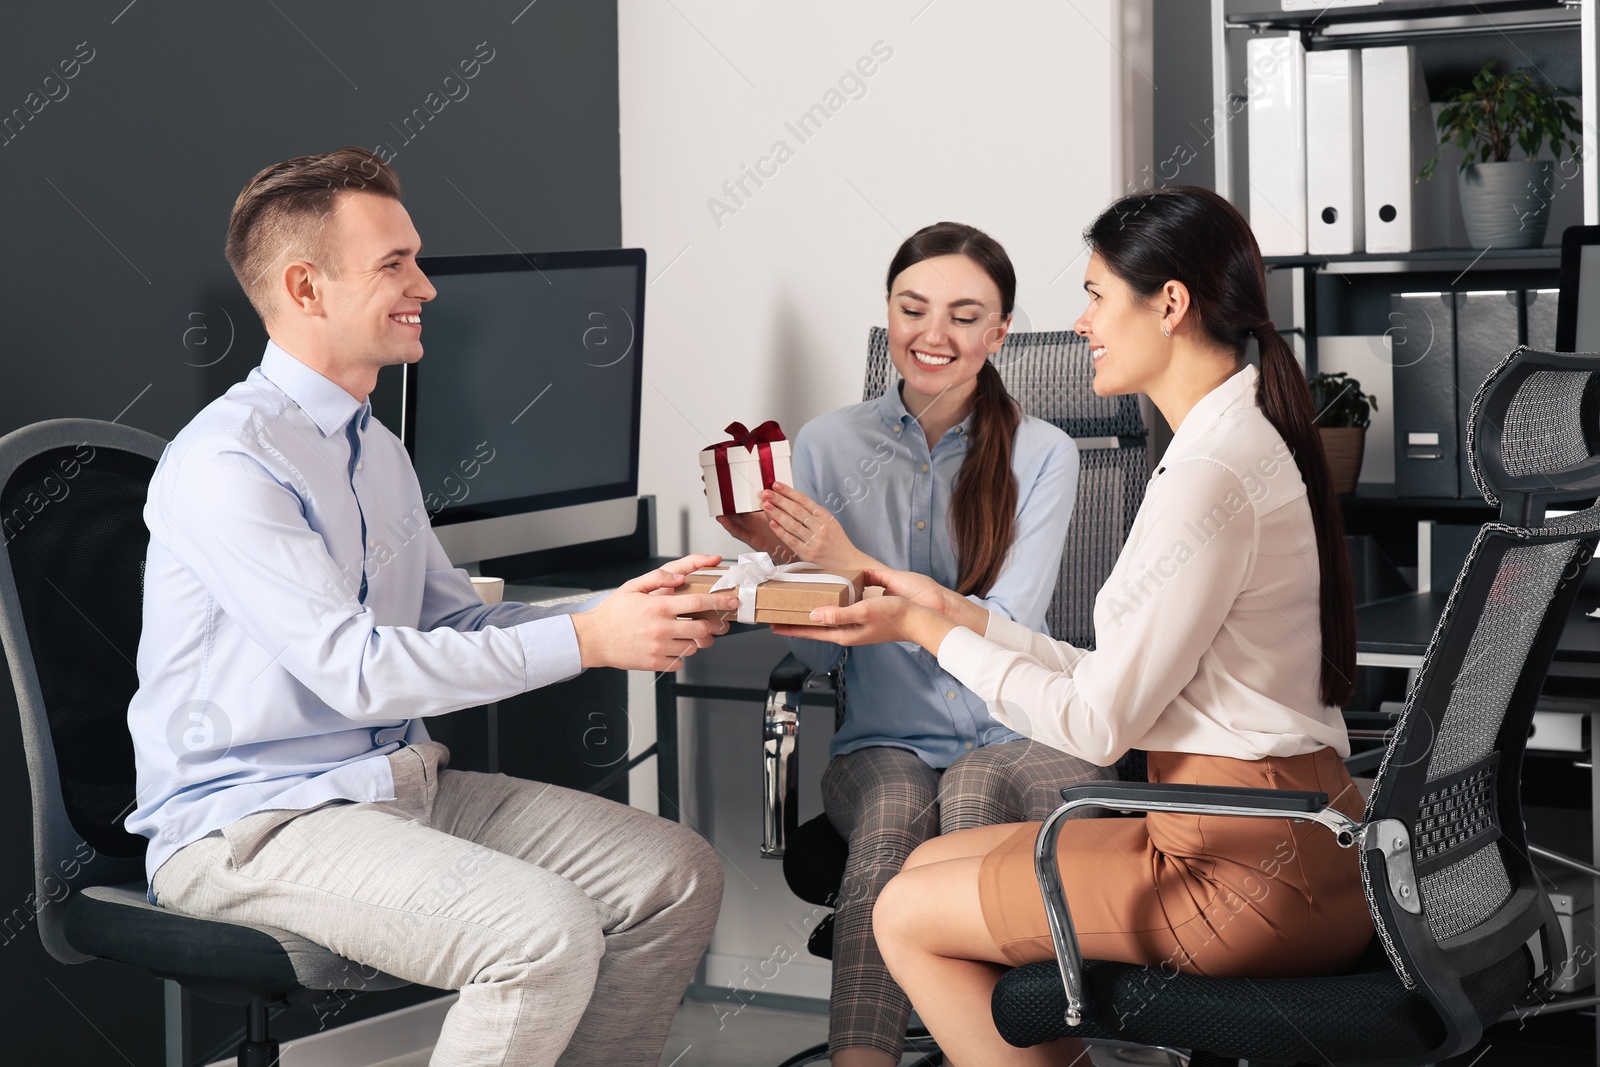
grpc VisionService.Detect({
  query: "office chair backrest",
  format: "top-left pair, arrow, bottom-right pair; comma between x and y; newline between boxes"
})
0,419 -> 164,964
865,327 -> 1147,648
1365,348 -> 1600,1056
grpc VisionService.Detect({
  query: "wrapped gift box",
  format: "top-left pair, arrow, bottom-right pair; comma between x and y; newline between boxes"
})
701,421 -> 792,517
672,559 -> 865,626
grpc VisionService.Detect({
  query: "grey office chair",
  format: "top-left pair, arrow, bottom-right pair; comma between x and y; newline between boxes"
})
766,329 -> 1149,1067
0,419 -> 406,1067
991,346 -> 1600,1065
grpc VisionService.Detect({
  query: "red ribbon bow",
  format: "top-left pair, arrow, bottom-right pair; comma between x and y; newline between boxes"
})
704,420 -> 786,515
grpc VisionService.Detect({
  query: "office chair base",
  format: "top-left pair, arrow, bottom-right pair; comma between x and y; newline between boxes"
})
238,996 -> 281,1066
237,1039 -> 281,1067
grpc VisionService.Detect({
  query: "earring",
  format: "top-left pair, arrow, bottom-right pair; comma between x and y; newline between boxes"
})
1162,325 -> 1171,337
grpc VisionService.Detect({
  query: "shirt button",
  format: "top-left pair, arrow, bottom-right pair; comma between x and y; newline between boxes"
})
964,741 -> 973,750
921,463 -> 929,473
946,690 -> 957,700
893,425 -> 902,433
916,520 -> 926,530
356,461 -> 363,470
368,539 -> 376,549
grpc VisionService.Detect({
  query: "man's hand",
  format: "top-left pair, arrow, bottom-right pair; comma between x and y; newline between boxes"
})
770,594 -> 957,654
760,483 -> 878,572
571,554 -> 738,672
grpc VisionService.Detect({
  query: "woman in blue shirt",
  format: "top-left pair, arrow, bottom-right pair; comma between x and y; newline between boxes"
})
720,222 -> 1109,1067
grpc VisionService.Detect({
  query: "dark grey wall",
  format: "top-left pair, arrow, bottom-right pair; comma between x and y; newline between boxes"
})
2,0 -> 620,440
1,2 -> 620,1063
1151,0 -> 1217,193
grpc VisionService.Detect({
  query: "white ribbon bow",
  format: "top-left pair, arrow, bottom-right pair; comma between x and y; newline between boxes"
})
693,552 -> 858,624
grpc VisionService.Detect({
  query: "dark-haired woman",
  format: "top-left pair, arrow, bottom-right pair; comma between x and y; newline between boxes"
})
721,222 -> 1109,1066
774,188 -> 1374,1065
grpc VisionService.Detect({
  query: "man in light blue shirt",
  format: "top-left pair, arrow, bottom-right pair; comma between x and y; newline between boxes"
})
131,147 -> 734,1067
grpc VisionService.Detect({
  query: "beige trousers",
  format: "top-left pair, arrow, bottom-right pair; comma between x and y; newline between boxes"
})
153,742 -> 723,1067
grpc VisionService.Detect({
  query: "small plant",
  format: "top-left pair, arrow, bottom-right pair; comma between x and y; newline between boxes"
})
1419,60 -> 1582,180
1308,371 -> 1375,429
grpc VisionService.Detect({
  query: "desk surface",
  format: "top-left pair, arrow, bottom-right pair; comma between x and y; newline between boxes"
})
1356,580 -> 1600,663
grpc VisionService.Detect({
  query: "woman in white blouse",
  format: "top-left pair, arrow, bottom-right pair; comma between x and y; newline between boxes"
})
771,186 -> 1374,1065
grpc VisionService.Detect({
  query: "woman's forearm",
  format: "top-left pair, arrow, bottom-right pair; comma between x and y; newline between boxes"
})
943,592 -> 991,636
903,602 -> 961,656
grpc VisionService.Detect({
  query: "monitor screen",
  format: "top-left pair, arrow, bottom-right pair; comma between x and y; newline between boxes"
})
402,249 -> 645,525
1558,226 -> 1600,353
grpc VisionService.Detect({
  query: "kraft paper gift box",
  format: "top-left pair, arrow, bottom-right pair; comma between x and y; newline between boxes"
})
700,420 -> 792,517
672,553 -> 865,626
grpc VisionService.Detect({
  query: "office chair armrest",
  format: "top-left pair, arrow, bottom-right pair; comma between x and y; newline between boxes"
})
1058,779 -> 1332,813
764,653 -> 822,858
1035,781 -> 1364,1028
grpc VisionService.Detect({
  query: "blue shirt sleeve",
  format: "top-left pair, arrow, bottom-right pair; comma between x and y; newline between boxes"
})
964,429 -> 1080,630
160,434 -> 582,719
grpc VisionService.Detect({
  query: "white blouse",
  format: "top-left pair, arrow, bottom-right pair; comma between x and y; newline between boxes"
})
937,365 -> 1352,766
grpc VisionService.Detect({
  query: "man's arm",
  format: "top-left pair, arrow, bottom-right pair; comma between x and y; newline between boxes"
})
161,438 -> 736,719
414,532 -> 600,631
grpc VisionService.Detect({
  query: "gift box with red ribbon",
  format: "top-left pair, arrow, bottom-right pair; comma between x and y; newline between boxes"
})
699,420 -> 792,517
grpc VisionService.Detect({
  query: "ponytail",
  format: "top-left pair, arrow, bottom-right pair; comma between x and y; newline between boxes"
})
1253,322 -> 1357,708
1085,187 -> 1356,707
951,361 -> 1021,596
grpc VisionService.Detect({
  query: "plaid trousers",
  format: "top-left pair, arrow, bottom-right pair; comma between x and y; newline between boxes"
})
820,739 -> 1108,1057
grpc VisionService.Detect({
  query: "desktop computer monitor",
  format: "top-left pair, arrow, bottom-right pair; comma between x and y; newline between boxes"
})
401,248 -> 646,565
1558,225 -> 1600,352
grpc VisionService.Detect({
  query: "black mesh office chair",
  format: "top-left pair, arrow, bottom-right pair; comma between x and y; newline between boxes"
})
0,419 -> 406,1067
765,329 -> 1150,1066
990,346 -> 1600,1065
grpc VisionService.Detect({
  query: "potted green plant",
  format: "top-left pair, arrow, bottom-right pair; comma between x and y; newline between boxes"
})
1308,371 -> 1376,494
1419,60 -> 1582,249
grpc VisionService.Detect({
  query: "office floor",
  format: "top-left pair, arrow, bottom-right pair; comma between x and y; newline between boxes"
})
364,999 -> 1144,1066
657,1000 -> 1142,1066
353,995 -> 1600,1066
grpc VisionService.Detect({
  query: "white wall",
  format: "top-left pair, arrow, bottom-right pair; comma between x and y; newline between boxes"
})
618,0 -> 1147,1002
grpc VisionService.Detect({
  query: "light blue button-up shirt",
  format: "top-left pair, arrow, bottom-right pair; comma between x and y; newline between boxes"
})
786,384 -> 1079,767
127,342 -> 584,891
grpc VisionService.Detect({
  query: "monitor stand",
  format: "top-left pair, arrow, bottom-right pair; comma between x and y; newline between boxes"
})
479,496 -> 672,587
434,496 -> 640,567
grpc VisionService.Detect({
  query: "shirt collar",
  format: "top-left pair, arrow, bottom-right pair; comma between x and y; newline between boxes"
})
1158,363 -> 1258,471
875,381 -> 975,440
258,341 -> 370,437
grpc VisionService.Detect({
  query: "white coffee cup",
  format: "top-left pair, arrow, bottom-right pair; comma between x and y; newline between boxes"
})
469,575 -> 505,605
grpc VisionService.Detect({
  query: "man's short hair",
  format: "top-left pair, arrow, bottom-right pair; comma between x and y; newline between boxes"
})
224,147 -> 403,322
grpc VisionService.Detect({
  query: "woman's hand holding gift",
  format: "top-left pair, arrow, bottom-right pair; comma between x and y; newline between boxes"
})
759,482 -> 881,573
770,593 -> 953,653
858,566 -> 989,634
770,565 -> 989,653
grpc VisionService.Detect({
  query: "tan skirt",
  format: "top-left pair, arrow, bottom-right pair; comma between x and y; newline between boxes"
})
978,747 -> 1374,978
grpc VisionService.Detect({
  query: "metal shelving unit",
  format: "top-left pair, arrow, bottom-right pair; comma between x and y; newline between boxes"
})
1263,246 -> 1563,273
1209,0 -> 1595,367
1209,2 -> 1600,1053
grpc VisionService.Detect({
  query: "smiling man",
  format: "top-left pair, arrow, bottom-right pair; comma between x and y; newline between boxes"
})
125,147 -> 732,1066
